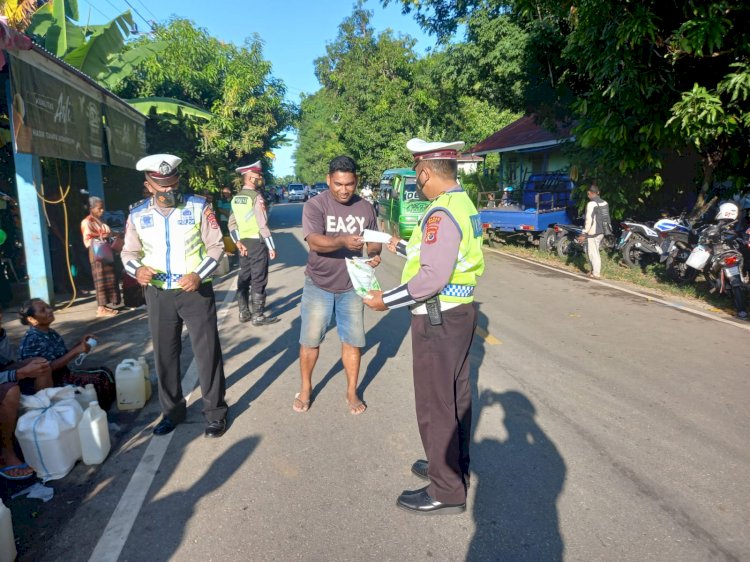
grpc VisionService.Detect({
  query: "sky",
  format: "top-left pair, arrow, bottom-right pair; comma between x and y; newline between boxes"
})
82,0 -> 438,177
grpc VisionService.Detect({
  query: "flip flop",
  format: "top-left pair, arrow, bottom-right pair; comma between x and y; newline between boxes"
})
0,463 -> 35,480
96,308 -> 118,317
347,399 -> 367,416
292,392 -> 311,413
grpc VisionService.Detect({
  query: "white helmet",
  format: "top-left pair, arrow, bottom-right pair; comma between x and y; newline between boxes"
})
715,201 -> 739,221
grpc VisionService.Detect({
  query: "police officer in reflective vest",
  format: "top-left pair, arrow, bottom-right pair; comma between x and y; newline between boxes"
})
121,154 -> 229,438
228,161 -> 279,325
365,138 -> 484,514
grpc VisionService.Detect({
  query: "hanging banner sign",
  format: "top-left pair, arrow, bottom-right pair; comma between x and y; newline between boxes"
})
104,101 -> 147,169
9,53 -> 105,163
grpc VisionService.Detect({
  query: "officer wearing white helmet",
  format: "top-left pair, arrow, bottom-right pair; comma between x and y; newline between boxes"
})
121,154 -> 229,438
365,138 -> 485,514
228,160 -> 279,325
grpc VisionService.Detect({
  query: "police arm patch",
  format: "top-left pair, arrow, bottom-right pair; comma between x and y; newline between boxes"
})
424,215 -> 441,244
204,207 -> 220,229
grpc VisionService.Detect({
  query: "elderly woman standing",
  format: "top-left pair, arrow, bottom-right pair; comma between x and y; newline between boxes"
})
81,197 -> 121,317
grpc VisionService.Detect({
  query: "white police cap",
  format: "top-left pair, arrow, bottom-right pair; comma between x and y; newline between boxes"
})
406,138 -> 465,162
236,160 -> 262,175
136,154 -> 182,185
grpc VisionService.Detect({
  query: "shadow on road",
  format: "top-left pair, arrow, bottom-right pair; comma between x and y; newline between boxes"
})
466,307 -> 566,561
357,306 -> 410,399
127,434 -> 260,562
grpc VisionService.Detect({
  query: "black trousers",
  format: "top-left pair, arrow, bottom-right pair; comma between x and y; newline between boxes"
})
237,238 -> 269,297
145,283 -> 227,423
411,302 -> 477,504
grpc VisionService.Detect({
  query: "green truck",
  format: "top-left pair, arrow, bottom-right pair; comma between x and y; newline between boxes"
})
376,168 -> 430,239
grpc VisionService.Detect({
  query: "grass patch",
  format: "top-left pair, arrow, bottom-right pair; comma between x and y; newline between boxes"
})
484,239 -> 743,315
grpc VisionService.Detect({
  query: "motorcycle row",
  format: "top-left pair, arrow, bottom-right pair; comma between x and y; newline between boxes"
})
549,201 -> 750,319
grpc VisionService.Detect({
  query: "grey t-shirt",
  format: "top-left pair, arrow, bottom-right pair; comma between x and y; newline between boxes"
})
302,190 -> 378,293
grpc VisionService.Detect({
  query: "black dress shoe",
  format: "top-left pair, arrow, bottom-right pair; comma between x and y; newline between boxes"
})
153,418 -> 178,436
411,459 -> 429,480
204,419 -> 227,438
397,488 -> 466,515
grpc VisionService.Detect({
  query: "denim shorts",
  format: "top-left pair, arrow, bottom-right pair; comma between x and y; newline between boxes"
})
299,276 -> 366,348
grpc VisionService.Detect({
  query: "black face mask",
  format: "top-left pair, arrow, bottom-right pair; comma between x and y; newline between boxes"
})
252,177 -> 265,189
155,187 -> 182,208
415,170 -> 429,201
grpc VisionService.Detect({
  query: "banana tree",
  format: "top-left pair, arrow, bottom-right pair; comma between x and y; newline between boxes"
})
0,0 -> 39,31
21,0 -> 212,120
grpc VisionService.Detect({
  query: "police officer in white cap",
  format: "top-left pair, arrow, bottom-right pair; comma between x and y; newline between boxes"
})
365,138 -> 485,514
228,160 -> 279,325
121,154 -> 229,438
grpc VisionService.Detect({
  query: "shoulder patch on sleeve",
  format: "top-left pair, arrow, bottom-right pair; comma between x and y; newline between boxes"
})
204,206 -> 219,229
424,220 -> 440,244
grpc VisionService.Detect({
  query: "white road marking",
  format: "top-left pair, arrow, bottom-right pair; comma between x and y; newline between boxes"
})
488,248 -> 750,333
88,286 -> 236,562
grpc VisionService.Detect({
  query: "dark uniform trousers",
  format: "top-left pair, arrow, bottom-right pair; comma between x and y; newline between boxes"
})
411,302 -> 477,504
145,282 -> 228,423
237,238 -> 269,298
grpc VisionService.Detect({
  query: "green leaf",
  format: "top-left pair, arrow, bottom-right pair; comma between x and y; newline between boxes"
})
98,41 -> 167,89
125,97 -> 214,120
63,12 -> 133,78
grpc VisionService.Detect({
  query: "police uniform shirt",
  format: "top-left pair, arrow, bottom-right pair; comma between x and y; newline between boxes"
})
381,190 -> 463,309
121,195 -> 224,286
227,187 -> 272,240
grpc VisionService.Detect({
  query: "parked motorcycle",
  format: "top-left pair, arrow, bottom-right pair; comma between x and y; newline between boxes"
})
554,224 -> 587,258
619,215 -> 691,268
684,202 -> 748,318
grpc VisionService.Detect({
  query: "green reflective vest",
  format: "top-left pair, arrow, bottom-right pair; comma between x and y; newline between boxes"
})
401,190 -> 485,304
231,190 -> 260,238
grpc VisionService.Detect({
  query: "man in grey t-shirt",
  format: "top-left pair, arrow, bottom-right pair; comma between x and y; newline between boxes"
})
294,156 -> 382,415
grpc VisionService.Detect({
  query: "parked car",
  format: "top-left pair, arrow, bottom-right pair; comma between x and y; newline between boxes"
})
287,183 -> 307,202
310,182 -> 328,196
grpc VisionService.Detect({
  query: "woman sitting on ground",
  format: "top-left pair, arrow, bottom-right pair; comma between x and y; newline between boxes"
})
17,299 -> 95,384
81,196 -> 121,318
0,307 -> 53,480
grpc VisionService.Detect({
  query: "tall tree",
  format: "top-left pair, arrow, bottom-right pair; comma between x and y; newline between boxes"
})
116,18 -> 296,190
386,0 -> 750,207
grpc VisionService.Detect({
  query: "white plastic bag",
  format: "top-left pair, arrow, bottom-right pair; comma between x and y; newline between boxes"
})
346,257 -> 381,298
15,387 -> 83,481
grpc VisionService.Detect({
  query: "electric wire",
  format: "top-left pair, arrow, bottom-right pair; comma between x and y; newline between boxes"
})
121,0 -> 154,30
133,0 -> 157,22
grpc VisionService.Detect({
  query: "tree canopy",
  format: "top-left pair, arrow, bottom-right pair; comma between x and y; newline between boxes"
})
384,0 -> 750,208
115,18 -> 296,190
294,5 -> 519,186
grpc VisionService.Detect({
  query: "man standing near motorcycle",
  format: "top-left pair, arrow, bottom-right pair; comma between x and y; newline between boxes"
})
578,183 -> 612,279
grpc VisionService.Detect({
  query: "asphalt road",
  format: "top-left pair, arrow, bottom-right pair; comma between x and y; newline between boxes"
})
27,200 -> 750,561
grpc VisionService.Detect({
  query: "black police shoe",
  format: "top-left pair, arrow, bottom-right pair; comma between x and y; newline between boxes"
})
204,419 -> 227,438
153,418 -> 178,436
411,459 -> 429,480
397,488 -> 466,515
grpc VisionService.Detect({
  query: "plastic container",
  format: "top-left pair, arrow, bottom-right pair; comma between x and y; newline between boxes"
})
138,356 -> 152,401
0,499 -> 16,562
75,384 -> 98,411
78,401 -> 111,465
16,388 -> 83,481
115,359 -> 146,411
686,244 -> 711,270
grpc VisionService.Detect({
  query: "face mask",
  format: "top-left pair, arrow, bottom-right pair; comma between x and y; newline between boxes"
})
415,169 -> 430,201
252,176 -> 265,189
155,187 -> 182,208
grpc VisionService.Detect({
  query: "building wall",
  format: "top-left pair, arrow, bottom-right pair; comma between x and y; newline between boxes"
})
498,146 -> 571,188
